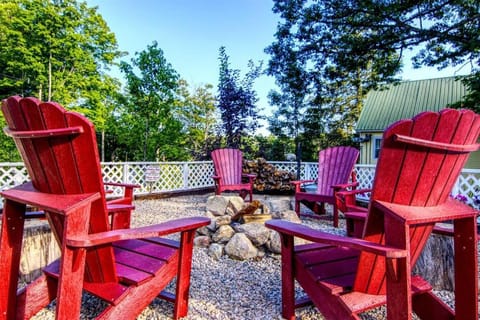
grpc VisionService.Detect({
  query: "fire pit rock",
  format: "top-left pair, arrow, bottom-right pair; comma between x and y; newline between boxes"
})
194,195 -> 307,260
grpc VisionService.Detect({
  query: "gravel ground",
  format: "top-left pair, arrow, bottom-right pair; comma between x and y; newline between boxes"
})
31,193 -> 459,319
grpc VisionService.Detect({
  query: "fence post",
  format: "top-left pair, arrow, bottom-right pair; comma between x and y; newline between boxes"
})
183,163 -> 189,189
123,163 -> 129,184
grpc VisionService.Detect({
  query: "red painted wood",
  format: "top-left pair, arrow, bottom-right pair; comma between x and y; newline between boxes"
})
105,182 -> 139,229
294,146 -> 359,227
211,148 -> 256,201
266,109 -> 480,319
0,200 -> 26,320
0,96 -> 210,319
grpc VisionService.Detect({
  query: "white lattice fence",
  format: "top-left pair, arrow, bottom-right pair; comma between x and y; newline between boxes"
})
0,163 -> 29,191
0,162 -> 478,205
452,169 -> 480,208
101,162 -> 214,196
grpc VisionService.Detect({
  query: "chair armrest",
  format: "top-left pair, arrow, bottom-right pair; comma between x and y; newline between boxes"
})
107,204 -> 135,213
104,182 -> 140,189
291,180 -> 315,185
332,181 -> 359,190
0,182 -> 100,216
105,182 -> 139,202
337,188 -> 372,197
265,219 -> 407,258
66,216 -> 211,248
336,188 -> 371,212
291,180 -> 316,192
242,173 -> 256,183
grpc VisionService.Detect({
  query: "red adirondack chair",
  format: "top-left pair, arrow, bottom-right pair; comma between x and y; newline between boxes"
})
105,182 -> 140,229
0,96 -> 210,320
292,146 -> 359,227
211,148 -> 256,202
266,109 -> 479,320
336,188 -> 370,237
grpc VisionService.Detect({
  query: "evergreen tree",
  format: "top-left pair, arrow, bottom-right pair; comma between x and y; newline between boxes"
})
217,46 -> 262,149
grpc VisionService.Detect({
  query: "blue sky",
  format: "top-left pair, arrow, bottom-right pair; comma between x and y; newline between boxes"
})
87,0 -> 470,127
86,0 -> 277,115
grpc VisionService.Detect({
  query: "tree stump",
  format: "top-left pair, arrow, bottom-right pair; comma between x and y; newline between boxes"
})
414,233 -> 454,291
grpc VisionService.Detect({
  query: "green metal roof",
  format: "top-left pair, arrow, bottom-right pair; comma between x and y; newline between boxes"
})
357,76 -> 468,132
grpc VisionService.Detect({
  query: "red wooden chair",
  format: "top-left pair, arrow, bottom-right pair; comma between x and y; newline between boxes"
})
266,109 -> 479,320
0,96 -> 210,320
211,148 -> 256,202
292,146 -> 359,227
336,188 -> 370,237
105,182 -> 140,229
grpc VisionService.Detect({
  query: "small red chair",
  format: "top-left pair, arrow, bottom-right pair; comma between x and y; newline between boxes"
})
211,148 -> 256,202
292,146 -> 359,227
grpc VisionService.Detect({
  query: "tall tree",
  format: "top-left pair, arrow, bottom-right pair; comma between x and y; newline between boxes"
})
217,46 -> 262,149
0,0 -> 122,161
266,0 -> 401,155
118,41 -> 187,161
176,80 -> 218,160
0,0 -> 122,104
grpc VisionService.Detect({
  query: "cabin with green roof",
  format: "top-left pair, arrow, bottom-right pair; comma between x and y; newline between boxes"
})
355,76 -> 479,168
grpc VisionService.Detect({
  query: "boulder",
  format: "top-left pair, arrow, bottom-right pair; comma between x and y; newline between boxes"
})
208,243 -> 224,260
225,233 -> 258,260
234,223 -> 270,246
212,225 -> 235,243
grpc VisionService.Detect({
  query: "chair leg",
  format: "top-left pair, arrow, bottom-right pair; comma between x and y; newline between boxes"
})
385,218 -> 412,320
280,234 -> 296,320
332,203 -> 338,228
0,200 -> 26,320
295,199 -> 300,216
55,206 -> 90,320
453,217 -> 478,320
173,230 -> 195,320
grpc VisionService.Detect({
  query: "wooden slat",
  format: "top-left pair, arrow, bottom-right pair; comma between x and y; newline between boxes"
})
113,239 -> 177,260
113,247 -> 168,275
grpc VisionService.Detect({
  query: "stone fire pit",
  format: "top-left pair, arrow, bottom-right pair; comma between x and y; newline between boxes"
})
194,195 -> 306,260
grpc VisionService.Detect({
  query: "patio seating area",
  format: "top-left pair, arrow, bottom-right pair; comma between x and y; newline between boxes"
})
1,98 -> 477,320
22,192 -> 463,320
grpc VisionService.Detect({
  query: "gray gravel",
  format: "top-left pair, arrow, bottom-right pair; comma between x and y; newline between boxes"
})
32,193 -> 459,319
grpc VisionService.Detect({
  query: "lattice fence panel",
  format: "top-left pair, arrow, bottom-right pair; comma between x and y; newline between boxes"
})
0,162 -> 478,205
453,169 -> 480,209
102,163 -> 128,197
0,163 -> 28,191
187,162 -> 215,188
353,165 -> 376,202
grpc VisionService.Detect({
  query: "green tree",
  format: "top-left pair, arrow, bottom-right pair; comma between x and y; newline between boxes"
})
118,41 -> 187,161
217,46 -> 263,149
266,0 -> 401,153
0,0 -> 122,103
176,80 -> 219,160
281,0 -> 480,111
0,0 -> 122,161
